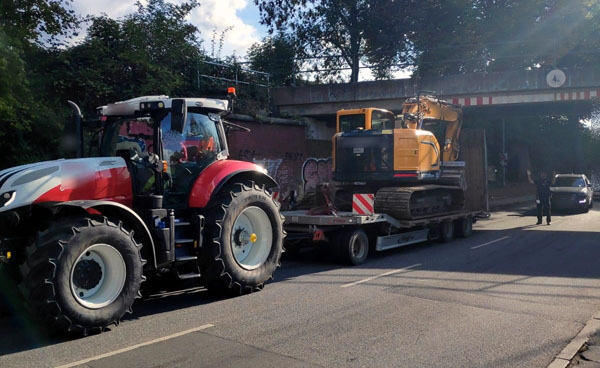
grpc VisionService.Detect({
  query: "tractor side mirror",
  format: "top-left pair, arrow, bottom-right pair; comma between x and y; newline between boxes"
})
171,99 -> 187,133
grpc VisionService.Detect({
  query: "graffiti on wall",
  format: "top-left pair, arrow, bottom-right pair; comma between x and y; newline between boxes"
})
252,158 -> 283,179
302,158 -> 333,192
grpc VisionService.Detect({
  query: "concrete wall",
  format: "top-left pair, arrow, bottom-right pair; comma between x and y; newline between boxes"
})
272,66 -> 600,116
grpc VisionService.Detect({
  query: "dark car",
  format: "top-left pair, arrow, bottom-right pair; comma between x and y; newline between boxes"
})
551,174 -> 594,212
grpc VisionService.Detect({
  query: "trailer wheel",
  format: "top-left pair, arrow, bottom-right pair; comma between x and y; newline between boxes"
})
456,216 -> 473,238
202,182 -> 284,294
336,228 -> 369,266
440,220 -> 454,243
18,217 -> 145,335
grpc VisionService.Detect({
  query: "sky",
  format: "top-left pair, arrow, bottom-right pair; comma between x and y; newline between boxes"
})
69,0 -> 268,58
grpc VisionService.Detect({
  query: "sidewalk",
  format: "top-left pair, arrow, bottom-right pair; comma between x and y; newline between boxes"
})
547,312 -> 600,368
570,333 -> 600,367
489,182 -> 536,209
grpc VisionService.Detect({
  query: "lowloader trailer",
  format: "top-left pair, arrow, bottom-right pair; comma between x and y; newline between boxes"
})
283,128 -> 489,265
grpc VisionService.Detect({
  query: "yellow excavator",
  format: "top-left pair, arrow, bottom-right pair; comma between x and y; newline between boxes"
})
332,94 -> 465,220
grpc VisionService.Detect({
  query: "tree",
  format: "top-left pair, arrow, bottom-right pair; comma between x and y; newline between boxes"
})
0,0 -> 78,45
0,0 -> 78,168
255,0 -> 417,83
411,0 -> 600,76
45,0 -> 203,115
247,34 -> 298,86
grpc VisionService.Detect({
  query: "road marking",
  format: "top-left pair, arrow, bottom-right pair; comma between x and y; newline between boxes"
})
55,323 -> 214,368
470,236 -> 510,250
340,263 -> 422,288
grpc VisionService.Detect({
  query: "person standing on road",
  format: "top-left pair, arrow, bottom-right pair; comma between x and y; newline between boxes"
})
527,169 -> 554,225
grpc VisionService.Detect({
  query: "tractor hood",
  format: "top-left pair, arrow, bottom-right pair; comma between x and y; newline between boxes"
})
0,157 -> 133,212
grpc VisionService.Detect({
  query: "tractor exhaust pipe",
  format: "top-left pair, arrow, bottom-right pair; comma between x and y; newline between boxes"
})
67,100 -> 84,158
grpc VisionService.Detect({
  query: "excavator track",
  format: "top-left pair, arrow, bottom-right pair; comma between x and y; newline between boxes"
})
374,185 -> 465,220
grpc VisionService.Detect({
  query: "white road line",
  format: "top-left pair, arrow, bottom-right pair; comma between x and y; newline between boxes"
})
55,323 -> 214,368
340,263 -> 422,288
470,236 -> 510,250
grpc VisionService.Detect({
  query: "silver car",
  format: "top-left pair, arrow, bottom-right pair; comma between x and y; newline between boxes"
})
551,174 -> 594,212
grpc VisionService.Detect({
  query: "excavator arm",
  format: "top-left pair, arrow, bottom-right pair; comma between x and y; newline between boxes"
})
401,95 -> 463,162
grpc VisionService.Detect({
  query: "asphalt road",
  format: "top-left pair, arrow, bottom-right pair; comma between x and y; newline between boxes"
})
1,205 -> 600,368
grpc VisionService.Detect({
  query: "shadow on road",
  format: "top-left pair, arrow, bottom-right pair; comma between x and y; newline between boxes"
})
1,206 -> 599,357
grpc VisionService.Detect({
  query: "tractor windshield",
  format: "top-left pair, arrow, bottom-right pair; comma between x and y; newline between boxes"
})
161,112 -> 223,204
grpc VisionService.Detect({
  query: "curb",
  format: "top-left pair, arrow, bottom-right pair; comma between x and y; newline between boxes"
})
547,312 -> 600,368
489,195 -> 536,209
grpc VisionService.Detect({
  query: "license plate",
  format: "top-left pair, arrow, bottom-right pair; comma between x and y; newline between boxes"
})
353,147 -> 364,154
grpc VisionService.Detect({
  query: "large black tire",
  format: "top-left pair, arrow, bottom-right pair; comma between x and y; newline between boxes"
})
440,220 -> 454,243
456,216 -> 473,238
335,228 -> 369,266
201,182 -> 285,294
18,217 -> 145,335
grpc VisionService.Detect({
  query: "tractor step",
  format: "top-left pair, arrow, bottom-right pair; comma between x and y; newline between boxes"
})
177,272 -> 202,280
175,221 -> 191,226
175,255 -> 197,262
175,238 -> 194,244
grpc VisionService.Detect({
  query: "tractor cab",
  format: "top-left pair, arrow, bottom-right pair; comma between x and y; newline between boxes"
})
98,96 -> 229,208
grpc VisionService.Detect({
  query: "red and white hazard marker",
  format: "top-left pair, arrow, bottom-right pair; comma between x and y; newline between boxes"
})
352,194 -> 375,215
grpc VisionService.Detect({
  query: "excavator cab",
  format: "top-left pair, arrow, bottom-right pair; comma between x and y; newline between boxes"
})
337,108 -> 397,132
333,96 -> 463,183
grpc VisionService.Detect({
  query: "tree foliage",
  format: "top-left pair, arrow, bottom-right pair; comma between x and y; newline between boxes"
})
0,0 -> 78,45
254,0 -> 417,82
247,34 -> 298,86
413,0 -> 600,76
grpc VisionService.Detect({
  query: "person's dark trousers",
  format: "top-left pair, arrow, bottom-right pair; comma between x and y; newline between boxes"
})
537,197 -> 551,224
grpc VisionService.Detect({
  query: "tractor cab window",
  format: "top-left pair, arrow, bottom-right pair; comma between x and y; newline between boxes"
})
161,112 -> 222,168
116,119 -> 154,158
161,111 -> 223,206
101,118 -> 155,159
370,110 -> 395,131
339,114 -> 365,132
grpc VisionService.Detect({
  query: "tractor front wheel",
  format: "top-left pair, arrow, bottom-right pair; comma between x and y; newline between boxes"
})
202,182 -> 285,294
18,217 -> 145,335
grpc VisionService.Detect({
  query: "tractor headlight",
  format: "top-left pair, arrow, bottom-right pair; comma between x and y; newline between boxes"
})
0,191 -> 15,207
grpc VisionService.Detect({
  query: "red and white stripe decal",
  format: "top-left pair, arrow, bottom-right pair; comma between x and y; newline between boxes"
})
446,89 -> 600,107
352,194 -> 375,215
273,191 -> 280,202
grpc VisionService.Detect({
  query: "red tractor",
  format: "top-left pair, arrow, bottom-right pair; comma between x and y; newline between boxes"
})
0,91 -> 284,334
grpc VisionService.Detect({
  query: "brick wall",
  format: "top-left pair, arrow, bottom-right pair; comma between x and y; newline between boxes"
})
227,120 -> 332,207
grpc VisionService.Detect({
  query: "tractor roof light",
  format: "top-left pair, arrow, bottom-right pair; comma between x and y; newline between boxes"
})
139,101 -> 165,112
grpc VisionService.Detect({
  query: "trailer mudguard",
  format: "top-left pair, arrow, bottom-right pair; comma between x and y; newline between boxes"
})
188,159 -> 277,209
50,200 -> 157,269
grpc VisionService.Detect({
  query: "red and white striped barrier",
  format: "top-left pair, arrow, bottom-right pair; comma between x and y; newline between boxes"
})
352,194 -> 375,215
446,89 -> 600,107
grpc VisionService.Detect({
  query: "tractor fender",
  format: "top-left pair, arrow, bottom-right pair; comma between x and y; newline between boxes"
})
49,200 -> 157,269
188,160 -> 277,209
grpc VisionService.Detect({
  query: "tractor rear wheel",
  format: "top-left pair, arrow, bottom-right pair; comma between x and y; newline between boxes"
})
201,182 -> 284,294
18,217 -> 145,335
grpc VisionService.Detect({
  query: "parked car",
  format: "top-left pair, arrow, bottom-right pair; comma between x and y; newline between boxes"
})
551,174 -> 594,212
